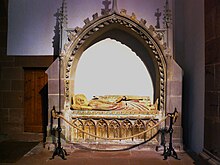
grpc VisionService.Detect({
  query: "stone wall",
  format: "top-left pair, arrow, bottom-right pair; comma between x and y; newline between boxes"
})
204,0 -> 220,161
0,0 -> 54,141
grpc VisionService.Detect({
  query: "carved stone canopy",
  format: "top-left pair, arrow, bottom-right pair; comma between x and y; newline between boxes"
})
62,11 -> 167,112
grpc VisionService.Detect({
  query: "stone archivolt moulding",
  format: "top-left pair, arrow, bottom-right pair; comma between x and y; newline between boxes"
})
62,11 -> 169,113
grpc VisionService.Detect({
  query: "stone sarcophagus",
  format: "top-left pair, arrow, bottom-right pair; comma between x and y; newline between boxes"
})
69,94 -> 160,143
46,0 -> 183,148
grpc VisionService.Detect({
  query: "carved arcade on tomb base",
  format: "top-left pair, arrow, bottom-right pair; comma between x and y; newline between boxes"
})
46,0 -> 183,147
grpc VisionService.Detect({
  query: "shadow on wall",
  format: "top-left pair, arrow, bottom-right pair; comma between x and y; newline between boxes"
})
40,83 -> 48,143
52,8 -> 61,60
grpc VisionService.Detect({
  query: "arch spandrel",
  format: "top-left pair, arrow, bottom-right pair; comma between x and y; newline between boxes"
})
62,12 -> 167,112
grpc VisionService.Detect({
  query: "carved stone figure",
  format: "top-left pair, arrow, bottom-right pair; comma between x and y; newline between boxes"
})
70,94 -> 158,113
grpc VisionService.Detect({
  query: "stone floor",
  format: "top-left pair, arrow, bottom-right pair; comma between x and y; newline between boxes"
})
0,142 -> 199,165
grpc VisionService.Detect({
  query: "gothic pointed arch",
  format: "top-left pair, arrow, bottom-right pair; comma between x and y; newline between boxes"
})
62,12 -> 167,111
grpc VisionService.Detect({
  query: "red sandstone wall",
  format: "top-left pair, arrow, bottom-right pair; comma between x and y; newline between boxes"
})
205,0 -> 220,160
0,0 -> 54,140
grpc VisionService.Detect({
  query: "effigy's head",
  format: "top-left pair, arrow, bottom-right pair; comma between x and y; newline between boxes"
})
74,94 -> 89,106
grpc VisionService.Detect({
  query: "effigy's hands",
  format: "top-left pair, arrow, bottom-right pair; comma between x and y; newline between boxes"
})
70,104 -> 93,110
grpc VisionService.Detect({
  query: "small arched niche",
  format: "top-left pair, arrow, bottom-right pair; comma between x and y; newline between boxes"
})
74,38 -> 154,101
